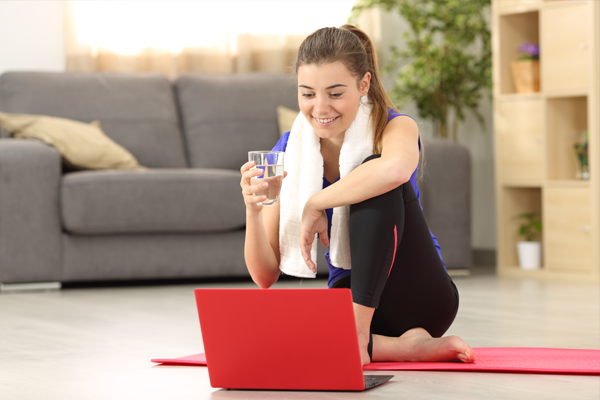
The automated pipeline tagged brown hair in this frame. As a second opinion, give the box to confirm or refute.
[295,24,397,154]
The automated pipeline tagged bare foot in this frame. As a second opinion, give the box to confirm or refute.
[372,327,476,363]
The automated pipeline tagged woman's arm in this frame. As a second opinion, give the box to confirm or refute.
[241,161,283,288]
[309,116,419,211]
[244,206,281,288]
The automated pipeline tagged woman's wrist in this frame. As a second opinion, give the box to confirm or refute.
[306,191,325,213]
[246,207,262,220]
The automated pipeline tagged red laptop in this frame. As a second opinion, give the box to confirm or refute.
[195,288,393,391]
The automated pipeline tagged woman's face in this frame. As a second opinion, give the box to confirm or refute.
[297,61,370,141]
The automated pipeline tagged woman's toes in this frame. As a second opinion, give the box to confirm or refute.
[456,350,474,363]
[455,344,476,363]
[438,335,475,363]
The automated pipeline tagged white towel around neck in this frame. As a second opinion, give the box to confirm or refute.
[278,97,373,278]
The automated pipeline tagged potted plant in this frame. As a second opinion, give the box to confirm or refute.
[514,212,542,270]
[510,42,540,94]
[574,130,589,180]
[349,0,492,141]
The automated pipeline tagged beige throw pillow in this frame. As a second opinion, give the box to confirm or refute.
[276,105,299,137]
[0,112,144,170]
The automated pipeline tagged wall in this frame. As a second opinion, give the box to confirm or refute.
[377,9,497,253]
[0,1,65,74]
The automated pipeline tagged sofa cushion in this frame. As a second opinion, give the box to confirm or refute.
[61,169,246,234]
[0,112,143,170]
[176,73,299,169]
[0,72,187,168]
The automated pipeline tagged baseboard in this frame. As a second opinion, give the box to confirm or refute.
[447,269,471,277]
[0,282,62,292]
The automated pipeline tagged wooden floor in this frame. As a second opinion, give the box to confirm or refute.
[1,266,598,399]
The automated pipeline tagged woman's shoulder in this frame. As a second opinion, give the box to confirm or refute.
[387,108,416,123]
[272,131,291,152]
[385,108,421,150]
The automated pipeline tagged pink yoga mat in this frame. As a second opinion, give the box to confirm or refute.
[151,347,600,375]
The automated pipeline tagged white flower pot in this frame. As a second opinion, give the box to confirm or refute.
[517,241,542,270]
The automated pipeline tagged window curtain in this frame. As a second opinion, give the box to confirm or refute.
[63,1,356,78]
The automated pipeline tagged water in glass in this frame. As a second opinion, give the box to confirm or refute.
[251,164,284,206]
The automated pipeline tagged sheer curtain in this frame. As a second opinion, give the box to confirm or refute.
[64,1,356,78]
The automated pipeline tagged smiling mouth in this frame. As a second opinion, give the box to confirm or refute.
[314,116,339,126]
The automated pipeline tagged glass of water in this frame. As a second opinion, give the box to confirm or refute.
[248,151,284,206]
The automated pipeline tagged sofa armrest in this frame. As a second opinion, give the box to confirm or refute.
[0,138,63,283]
[420,139,472,270]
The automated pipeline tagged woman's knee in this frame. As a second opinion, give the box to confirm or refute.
[359,154,415,202]
[362,154,381,164]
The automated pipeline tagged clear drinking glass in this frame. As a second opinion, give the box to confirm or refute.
[248,151,284,206]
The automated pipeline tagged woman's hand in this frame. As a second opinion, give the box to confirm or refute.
[300,200,329,273]
[240,161,287,213]
[240,160,270,213]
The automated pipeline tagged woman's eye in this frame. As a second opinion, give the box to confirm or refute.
[301,93,314,98]
[330,93,342,98]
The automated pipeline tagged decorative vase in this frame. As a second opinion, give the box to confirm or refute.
[510,60,540,94]
[582,165,590,180]
[576,165,590,180]
[517,241,541,270]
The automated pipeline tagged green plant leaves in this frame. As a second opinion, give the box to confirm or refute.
[350,0,492,140]
[513,212,542,242]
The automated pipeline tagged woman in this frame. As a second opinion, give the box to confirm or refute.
[240,25,475,366]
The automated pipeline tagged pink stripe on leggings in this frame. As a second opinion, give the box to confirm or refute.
[389,225,397,277]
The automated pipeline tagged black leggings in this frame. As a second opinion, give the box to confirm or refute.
[331,155,459,358]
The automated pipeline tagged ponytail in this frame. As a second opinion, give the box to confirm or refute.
[295,25,397,154]
[339,25,396,154]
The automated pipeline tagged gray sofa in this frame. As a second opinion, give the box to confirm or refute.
[0,71,470,286]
